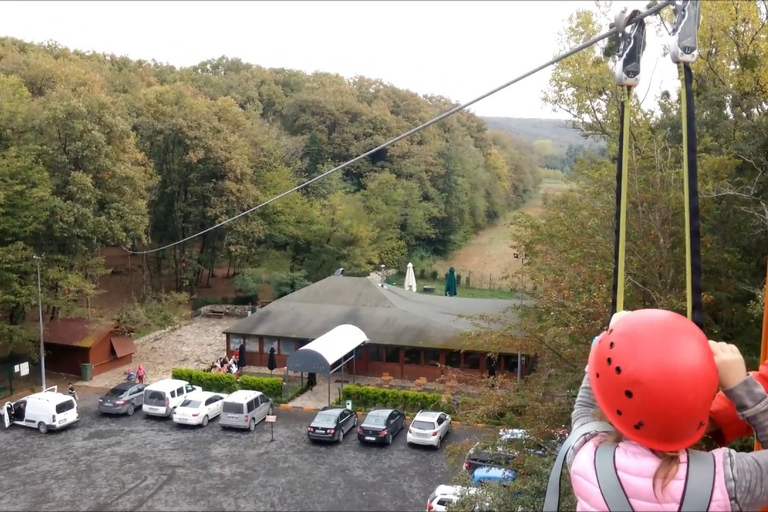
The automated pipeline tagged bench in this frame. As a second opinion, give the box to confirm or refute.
[422,285,436,293]
[205,309,226,318]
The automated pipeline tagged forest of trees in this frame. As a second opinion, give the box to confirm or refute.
[0,36,544,355]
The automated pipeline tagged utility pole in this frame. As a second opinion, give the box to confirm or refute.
[513,252,528,381]
[33,255,46,389]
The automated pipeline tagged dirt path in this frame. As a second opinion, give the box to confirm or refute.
[434,179,566,287]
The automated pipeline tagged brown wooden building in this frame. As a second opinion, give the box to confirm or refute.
[44,319,137,377]
[223,276,533,382]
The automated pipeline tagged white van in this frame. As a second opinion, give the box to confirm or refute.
[142,379,201,418]
[2,386,79,434]
[219,390,272,431]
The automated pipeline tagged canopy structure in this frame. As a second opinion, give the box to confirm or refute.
[285,324,369,406]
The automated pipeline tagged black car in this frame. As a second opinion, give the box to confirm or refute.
[357,408,405,445]
[307,406,358,443]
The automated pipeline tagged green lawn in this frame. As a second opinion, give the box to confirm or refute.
[391,278,522,300]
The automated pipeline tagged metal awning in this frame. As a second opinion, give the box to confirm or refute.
[286,324,368,374]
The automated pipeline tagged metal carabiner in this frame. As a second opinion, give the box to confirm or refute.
[670,0,701,64]
[614,7,647,87]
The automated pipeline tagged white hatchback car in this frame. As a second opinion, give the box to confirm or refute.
[427,485,477,511]
[407,410,451,449]
[172,391,228,427]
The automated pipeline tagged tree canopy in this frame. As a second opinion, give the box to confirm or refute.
[0,36,542,356]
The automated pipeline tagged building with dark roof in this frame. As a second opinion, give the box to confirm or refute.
[44,319,136,377]
[223,276,532,381]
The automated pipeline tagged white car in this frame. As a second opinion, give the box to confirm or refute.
[406,410,451,449]
[427,485,477,512]
[2,386,79,434]
[172,391,227,427]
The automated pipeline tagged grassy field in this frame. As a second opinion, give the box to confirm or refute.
[432,178,566,290]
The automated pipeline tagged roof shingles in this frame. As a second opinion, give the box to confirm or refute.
[224,276,521,350]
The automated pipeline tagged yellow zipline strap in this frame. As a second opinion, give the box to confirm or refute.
[610,9,646,319]
[672,0,704,331]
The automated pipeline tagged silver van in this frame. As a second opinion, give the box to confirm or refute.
[219,390,272,431]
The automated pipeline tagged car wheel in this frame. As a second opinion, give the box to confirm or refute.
[268,406,273,416]
[249,418,256,431]
[38,422,48,434]
[387,433,392,445]
[202,415,209,427]
[127,404,135,416]
[353,416,358,427]
[436,436,442,450]
[338,427,344,443]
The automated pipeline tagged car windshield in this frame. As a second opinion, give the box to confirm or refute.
[180,400,200,408]
[105,387,127,397]
[313,412,338,425]
[412,420,435,430]
[365,415,387,426]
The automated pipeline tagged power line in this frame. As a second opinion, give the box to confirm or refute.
[123,1,674,256]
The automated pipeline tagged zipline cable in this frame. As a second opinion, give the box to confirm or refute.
[122,0,675,256]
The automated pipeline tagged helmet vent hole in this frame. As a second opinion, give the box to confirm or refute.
[633,421,644,430]
[624,390,633,399]
[606,357,612,365]
[698,421,705,430]
[615,366,622,375]
[609,341,615,349]
[608,328,614,335]
[596,372,600,378]
[616,410,622,416]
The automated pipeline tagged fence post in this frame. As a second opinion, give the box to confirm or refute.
[489,274,492,290]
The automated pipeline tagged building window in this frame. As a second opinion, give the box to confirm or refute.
[445,351,461,368]
[263,337,278,353]
[280,339,297,355]
[404,348,421,365]
[229,335,243,351]
[462,352,481,370]
[368,345,385,362]
[423,350,441,366]
[385,347,401,364]
[504,354,519,373]
[245,336,259,353]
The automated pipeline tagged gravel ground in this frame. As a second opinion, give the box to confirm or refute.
[0,388,484,511]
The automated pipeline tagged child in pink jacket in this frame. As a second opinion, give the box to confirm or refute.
[544,309,768,511]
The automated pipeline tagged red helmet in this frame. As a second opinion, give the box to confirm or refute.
[589,309,718,452]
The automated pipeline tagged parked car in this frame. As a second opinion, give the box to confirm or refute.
[219,390,272,431]
[465,428,558,474]
[406,410,451,449]
[426,485,480,512]
[2,386,79,434]
[472,466,516,486]
[357,408,406,445]
[172,391,227,427]
[98,382,148,416]
[142,379,202,418]
[307,406,358,443]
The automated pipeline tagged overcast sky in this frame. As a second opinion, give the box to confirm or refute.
[0,1,678,119]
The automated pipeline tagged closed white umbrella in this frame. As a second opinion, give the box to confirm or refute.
[404,262,418,292]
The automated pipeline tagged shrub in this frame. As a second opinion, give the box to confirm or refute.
[418,268,427,280]
[171,368,283,398]
[340,384,445,412]
[429,269,439,280]
[456,273,462,287]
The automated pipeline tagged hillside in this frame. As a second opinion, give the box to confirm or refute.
[0,37,545,355]
[483,116,604,153]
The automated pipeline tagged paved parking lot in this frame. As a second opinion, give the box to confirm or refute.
[0,391,484,511]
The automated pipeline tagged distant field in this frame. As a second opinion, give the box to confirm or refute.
[433,179,566,288]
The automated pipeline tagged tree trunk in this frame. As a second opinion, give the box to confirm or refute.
[226,255,233,278]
